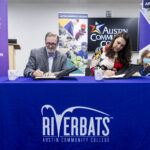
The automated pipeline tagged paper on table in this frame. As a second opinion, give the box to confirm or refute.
[35,75,56,79]
[103,74,125,78]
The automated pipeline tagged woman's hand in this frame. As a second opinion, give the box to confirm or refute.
[103,70,115,77]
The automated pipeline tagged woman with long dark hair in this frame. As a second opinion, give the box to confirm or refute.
[90,31,132,76]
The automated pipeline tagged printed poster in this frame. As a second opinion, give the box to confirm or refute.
[58,13,88,74]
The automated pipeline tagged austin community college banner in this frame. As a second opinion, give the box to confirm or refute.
[88,18,138,52]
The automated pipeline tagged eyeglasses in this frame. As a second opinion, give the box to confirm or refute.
[46,42,57,47]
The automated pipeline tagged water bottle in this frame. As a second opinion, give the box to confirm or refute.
[94,67,103,80]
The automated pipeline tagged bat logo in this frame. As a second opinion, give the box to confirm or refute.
[41,105,110,137]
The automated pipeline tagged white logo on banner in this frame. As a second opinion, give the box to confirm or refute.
[0,53,3,56]
[145,2,150,6]
[90,24,128,47]
[41,105,113,143]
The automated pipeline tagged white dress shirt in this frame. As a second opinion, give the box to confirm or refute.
[48,56,53,72]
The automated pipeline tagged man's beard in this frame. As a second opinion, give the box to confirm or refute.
[47,49,56,53]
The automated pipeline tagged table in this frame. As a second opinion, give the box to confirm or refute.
[0,76,150,150]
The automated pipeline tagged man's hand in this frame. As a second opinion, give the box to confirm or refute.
[43,72,55,77]
[33,69,44,77]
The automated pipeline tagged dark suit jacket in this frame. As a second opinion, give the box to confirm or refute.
[24,47,67,77]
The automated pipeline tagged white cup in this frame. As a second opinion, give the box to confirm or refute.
[95,69,103,80]
[8,70,18,80]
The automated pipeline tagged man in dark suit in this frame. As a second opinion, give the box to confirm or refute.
[24,32,67,77]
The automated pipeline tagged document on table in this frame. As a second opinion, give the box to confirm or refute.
[103,74,125,79]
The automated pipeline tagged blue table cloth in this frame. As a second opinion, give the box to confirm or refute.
[0,76,150,150]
